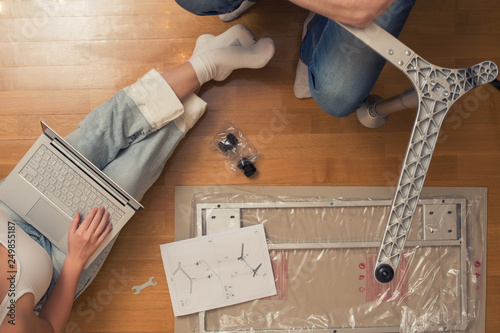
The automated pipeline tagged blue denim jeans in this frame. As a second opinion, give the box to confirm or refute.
[176,0,258,16]
[175,0,415,117]
[301,0,416,117]
[0,69,207,311]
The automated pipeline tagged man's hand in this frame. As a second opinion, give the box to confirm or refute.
[67,207,112,269]
[289,0,397,27]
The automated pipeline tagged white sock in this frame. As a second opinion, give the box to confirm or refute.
[294,60,311,99]
[219,0,256,22]
[189,38,275,85]
[190,24,256,60]
[294,12,316,99]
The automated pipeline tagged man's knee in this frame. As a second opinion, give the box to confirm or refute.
[311,79,366,118]
[317,99,358,118]
[175,0,209,15]
[175,0,235,16]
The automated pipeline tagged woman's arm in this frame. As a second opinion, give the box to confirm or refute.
[288,0,396,27]
[36,260,85,333]
[1,208,111,333]
[3,293,55,333]
[37,207,111,333]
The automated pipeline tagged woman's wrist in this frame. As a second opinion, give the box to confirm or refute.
[63,253,86,275]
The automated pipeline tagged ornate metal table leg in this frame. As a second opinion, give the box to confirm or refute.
[338,22,498,283]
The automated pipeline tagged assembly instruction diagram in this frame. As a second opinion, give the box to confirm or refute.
[160,224,276,316]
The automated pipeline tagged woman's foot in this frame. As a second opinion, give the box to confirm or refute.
[189,37,275,85]
[190,24,256,59]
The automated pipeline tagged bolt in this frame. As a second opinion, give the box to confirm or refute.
[443,91,449,97]
[218,133,238,152]
[388,49,394,55]
[398,60,404,66]
[406,50,411,56]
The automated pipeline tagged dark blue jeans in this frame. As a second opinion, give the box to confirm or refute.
[176,0,258,16]
[175,0,416,117]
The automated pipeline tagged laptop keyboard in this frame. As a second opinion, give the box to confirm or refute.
[19,145,125,225]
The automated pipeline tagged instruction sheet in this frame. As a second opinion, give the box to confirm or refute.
[160,224,276,316]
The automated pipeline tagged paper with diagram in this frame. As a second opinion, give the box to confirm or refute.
[160,224,276,316]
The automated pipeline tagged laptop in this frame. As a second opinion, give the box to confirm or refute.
[0,121,143,268]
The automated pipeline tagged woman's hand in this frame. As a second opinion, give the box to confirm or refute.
[35,208,112,333]
[67,207,112,270]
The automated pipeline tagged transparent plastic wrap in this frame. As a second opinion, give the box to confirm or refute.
[210,121,260,177]
[176,188,486,333]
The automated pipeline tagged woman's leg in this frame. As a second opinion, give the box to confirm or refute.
[300,0,416,117]
[65,26,274,297]
[96,91,205,201]
[68,71,206,298]
[64,25,274,190]
[101,42,275,201]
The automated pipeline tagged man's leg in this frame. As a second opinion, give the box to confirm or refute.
[300,0,416,117]
[219,0,258,22]
[175,0,257,16]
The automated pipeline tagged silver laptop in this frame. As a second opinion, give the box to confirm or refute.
[0,121,143,268]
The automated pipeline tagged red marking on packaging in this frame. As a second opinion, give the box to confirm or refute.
[359,263,366,269]
[365,253,410,303]
[263,250,289,301]
[473,252,485,300]
[359,287,366,292]
[359,275,365,280]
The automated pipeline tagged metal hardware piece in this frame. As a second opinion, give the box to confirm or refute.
[339,21,497,283]
[132,276,157,295]
[205,208,241,234]
[194,198,468,332]
[423,203,459,240]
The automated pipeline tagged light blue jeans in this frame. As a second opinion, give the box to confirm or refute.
[175,0,416,117]
[0,69,207,311]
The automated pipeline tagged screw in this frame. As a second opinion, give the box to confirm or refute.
[388,49,394,55]
[406,50,411,56]
[430,80,436,86]
[398,60,404,66]
[443,91,449,97]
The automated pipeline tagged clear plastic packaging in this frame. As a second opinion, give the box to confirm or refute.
[210,121,260,177]
[175,187,486,333]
